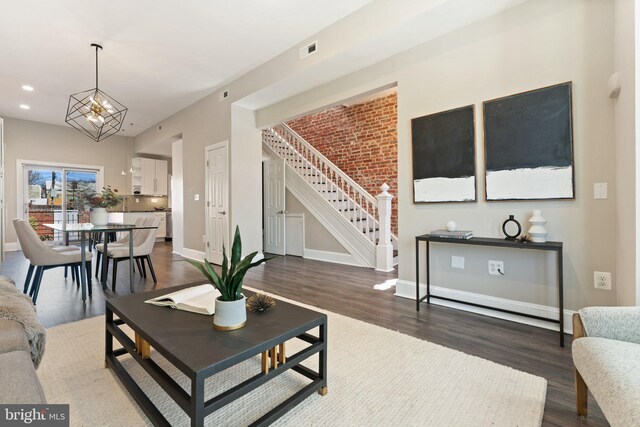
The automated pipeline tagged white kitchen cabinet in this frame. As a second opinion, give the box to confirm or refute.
[131,157,169,196]
[155,161,168,195]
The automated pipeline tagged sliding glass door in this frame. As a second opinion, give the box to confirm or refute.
[22,162,100,243]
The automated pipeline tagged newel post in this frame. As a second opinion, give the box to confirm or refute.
[376,183,394,272]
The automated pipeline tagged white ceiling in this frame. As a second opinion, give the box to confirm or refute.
[0,0,373,136]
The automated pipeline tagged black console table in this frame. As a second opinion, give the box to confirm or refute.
[415,235,564,347]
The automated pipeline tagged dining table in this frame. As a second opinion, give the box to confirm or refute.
[43,222,158,302]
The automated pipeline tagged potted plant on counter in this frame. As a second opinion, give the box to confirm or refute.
[87,186,122,225]
[187,226,269,331]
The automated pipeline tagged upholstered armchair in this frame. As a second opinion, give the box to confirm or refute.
[572,306,640,426]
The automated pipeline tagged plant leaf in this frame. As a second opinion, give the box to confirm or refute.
[230,226,242,273]
[232,251,259,276]
[191,227,274,301]
[221,244,228,282]
[185,259,209,279]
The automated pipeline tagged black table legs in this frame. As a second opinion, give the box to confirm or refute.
[415,235,564,346]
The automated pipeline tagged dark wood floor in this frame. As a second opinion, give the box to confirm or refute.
[1,243,606,426]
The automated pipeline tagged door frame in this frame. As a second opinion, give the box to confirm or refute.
[16,159,104,221]
[204,141,229,262]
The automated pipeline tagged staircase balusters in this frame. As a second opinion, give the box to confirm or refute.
[264,124,396,249]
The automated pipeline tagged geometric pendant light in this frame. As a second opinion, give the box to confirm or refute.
[65,43,128,142]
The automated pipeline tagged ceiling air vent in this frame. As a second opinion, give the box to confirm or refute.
[219,89,229,101]
[300,41,318,59]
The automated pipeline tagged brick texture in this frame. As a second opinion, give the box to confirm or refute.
[287,93,398,235]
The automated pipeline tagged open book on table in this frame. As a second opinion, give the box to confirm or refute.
[145,284,220,316]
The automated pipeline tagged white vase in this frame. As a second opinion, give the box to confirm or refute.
[90,207,108,226]
[528,210,548,243]
[213,296,247,331]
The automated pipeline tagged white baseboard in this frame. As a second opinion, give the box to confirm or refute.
[396,279,575,334]
[4,242,18,252]
[181,248,205,262]
[303,248,364,267]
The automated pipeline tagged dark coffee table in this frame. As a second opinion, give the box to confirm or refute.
[105,284,328,426]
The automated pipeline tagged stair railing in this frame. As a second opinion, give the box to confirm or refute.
[263,124,396,252]
[264,124,382,245]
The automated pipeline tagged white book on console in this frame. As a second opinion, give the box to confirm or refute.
[429,229,473,239]
[145,284,220,316]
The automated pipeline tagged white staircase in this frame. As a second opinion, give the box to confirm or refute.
[263,124,397,269]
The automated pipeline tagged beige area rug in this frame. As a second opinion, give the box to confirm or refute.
[38,297,547,427]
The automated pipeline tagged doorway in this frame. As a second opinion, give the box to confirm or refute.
[205,141,229,264]
[17,160,103,243]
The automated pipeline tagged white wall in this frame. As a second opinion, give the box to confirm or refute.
[171,139,184,255]
[3,117,132,245]
[230,105,263,256]
[256,0,619,310]
[614,0,637,306]
[285,189,349,254]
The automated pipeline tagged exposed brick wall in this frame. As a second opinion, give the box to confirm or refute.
[29,211,54,238]
[287,92,398,235]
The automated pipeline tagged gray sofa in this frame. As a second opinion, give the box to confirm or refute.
[0,277,46,404]
[572,307,640,426]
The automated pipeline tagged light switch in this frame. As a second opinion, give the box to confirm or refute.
[594,183,607,199]
[135,198,139,203]
[194,194,200,201]
[451,256,465,269]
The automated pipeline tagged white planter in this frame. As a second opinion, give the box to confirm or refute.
[90,207,109,226]
[528,210,548,243]
[213,296,247,331]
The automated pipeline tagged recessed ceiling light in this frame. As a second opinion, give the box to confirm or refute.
[22,85,34,92]
[19,104,30,110]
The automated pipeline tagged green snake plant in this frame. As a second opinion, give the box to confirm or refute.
[186,226,269,301]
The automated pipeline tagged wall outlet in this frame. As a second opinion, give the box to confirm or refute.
[151,198,158,203]
[202,235,207,243]
[488,260,504,275]
[594,271,612,290]
[451,256,465,269]
[135,198,139,203]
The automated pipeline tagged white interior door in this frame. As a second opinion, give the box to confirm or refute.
[263,157,285,255]
[206,142,229,264]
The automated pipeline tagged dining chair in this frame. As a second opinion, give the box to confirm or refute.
[13,219,93,304]
[97,217,160,291]
[25,229,84,288]
[94,217,146,279]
